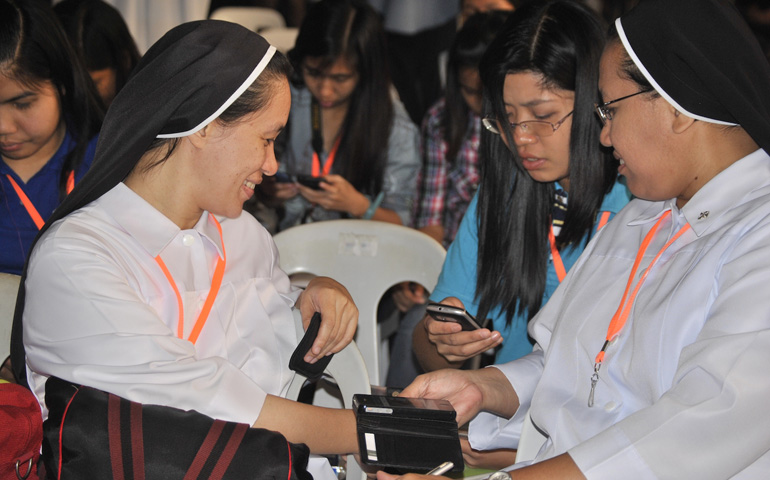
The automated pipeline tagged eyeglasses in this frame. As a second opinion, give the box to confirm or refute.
[482,110,574,138]
[302,64,357,84]
[594,91,646,125]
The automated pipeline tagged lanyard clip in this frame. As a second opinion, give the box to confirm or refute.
[588,363,601,408]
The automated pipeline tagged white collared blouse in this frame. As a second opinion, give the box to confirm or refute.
[24,182,300,425]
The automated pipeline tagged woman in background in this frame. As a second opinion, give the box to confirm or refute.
[260,0,420,230]
[0,0,103,275]
[412,0,630,374]
[54,0,141,108]
[386,10,510,389]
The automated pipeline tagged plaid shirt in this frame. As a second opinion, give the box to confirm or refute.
[412,98,481,247]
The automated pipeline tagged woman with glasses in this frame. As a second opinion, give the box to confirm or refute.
[385,0,770,478]
[412,1,630,384]
[259,0,420,231]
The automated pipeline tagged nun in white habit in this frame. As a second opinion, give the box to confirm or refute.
[11,20,358,479]
[385,0,770,478]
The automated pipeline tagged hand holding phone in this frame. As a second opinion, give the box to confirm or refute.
[296,174,327,190]
[426,303,486,331]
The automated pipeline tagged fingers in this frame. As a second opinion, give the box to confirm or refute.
[392,282,426,312]
[434,335,501,363]
[259,177,299,199]
[440,296,465,308]
[273,182,299,199]
[299,277,358,362]
[424,317,502,363]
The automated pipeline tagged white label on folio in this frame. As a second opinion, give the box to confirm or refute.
[365,406,393,414]
[365,432,378,461]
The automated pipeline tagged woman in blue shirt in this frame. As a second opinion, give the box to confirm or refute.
[413,1,631,373]
[0,0,102,275]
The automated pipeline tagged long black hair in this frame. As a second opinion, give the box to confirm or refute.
[442,10,510,165]
[288,0,392,196]
[54,0,141,105]
[475,0,617,325]
[0,0,104,200]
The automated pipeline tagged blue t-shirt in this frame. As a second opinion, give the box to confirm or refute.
[429,179,632,363]
[0,132,98,274]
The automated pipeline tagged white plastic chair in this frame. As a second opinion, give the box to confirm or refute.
[259,26,299,53]
[273,219,447,386]
[286,309,371,480]
[209,6,286,31]
[0,273,21,362]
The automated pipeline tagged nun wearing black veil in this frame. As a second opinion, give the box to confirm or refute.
[381,0,770,478]
[10,20,358,478]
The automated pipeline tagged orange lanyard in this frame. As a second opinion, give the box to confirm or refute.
[311,135,341,177]
[6,171,75,230]
[549,210,612,283]
[154,214,226,344]
[587,210,691,406]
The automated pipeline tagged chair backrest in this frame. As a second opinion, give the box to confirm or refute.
[286,309,370,480]
[273,219,446,386]
[209,6,285,31]
[259,26,299,53]
[0,273,21,363]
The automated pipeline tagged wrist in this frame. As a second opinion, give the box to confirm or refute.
[477,367,518,417]
[351,194,370,218]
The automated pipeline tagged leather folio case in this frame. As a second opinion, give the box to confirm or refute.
[353,394,464,473]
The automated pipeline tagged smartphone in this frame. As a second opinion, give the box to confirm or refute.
[296,174,326,190]
[426,303,485,331]
[273,171,296,183]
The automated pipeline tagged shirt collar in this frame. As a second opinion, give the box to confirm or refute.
[626,149,770,235]
[96,183,225,259]
[680,149,770,236]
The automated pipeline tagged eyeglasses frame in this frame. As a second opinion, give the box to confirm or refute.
[482,110,574,138]
[594,90,647,125]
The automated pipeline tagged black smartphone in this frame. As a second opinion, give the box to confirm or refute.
[426,303,485,331]
[273,171,296,183]
[296,174,326,190]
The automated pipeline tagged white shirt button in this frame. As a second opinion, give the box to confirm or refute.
[182,234,195,246]
[604,400,618,412]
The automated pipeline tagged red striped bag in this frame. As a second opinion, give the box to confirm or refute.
[42,376,312,480]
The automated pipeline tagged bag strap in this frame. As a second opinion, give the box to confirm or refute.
[57,387,81,480]
[208,423,247,480]
[107,394,146,480]
[183,420,225,480]
[183,420,247,480]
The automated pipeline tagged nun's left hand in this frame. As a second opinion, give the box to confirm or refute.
[297,276,358,362]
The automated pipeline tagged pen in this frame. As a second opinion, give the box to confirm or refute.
[427,461,454,475]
